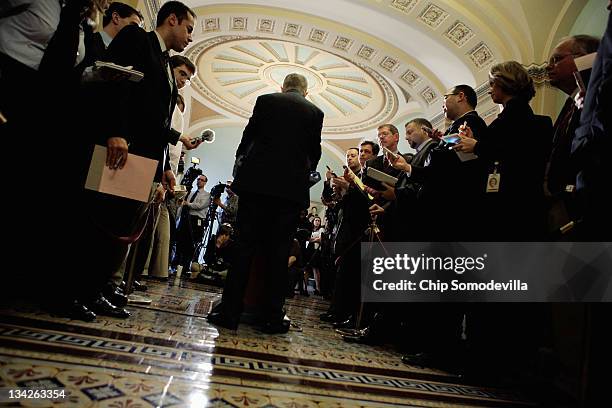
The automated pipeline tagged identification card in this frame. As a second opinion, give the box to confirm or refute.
[197,219,202,226]
[486,173,500,193]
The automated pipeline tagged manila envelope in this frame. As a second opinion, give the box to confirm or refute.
[85,145,158,202]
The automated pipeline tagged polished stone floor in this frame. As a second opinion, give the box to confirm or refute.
[0,278,535,407]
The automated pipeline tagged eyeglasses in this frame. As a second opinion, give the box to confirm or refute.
[548,53,580,66]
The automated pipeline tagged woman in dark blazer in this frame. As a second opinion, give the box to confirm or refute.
[457,61,553,241]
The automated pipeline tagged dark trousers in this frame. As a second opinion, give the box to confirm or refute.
[174,214,204,270]
[329,244,361,318]
[220,192,300,321]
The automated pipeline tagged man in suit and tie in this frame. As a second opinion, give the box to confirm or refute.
[545,35,600,237]
[393,118,437,239]
[361,124,413,241]
[388,85,488,241]
[208,73,323,333]
[70,1,199,320]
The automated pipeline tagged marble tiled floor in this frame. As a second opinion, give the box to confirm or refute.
[0,279,535,407]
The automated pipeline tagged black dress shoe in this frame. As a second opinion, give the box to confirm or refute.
[102,284,128,308]
[54,300,96,322]
[258,319,290,334]
[340,326,380,345]
[332,316,355,329]
[207,311,239,330]
[106,289,128,308]
[333,316,355,330]
[319,312,336,322]
[402,352,430,367]
[87,296,131,319]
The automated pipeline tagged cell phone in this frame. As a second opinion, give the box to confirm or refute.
[326,165,338,177]
[442,134,461,144]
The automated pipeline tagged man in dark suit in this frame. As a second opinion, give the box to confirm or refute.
[208,73,323,333]
[70,1,199,320]
[391,85,488,241]
[393,118,437,239]
[572,13,612,240]
[78,2,143,72]
[545,35,600,237]
[361,124,413,241]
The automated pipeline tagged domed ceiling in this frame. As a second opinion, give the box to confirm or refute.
[135,0,591,203]
[188,38,397,134]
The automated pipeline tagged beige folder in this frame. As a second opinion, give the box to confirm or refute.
[85,145,158,202]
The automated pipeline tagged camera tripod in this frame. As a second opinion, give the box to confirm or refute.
[190,198,223,271]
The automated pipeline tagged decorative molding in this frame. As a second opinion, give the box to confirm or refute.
[327,88,366,108]
[401,69,421,86]
[379,56,400,72]
[256,18,275,33]
[357,45,376,61]
[524,63,548,84]
[482,107,500,120]
[323,64,398,134]
[215,54,263,67]
[333,36,353,52]
[444,21,474,47]
[230,17,247,31]
[468,42,494,69]
[185,36,398,134]
[430,111,446,128]
[283,23,302,37]
[203,18,220,32]
[309,28,328,43]
[231,45,273,63]
[418,3,449,29]
[420,86,437,104]
[321,73,368,83]
[389,0,419,14]
[475,81,491,100]
[144,0,161,31]
[327,81,372,97]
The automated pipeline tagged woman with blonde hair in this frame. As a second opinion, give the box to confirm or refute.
[455,61,553,240]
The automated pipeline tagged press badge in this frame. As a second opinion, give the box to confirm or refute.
[486,161,500,193]
[197,219,202,226]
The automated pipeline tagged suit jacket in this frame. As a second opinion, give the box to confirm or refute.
[546,97,582,195]
[395,139,437,204]
[573,11,611,195]
[475,98,553,239]
[409,111,488,240]
[76,29,106,75]
[232,90,323,206]
[362,152,413,192]
[98,26,179,181]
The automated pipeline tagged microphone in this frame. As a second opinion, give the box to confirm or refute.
[190,129,215,145]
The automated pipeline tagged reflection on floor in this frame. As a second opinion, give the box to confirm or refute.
[0,279,535,407]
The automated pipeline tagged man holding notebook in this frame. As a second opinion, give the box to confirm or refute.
[65,2,200,321]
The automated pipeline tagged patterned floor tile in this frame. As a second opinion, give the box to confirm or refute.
[0,280,535,408]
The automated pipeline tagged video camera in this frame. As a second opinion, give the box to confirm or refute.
[181,157,202,187]
[210,182,227,200]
